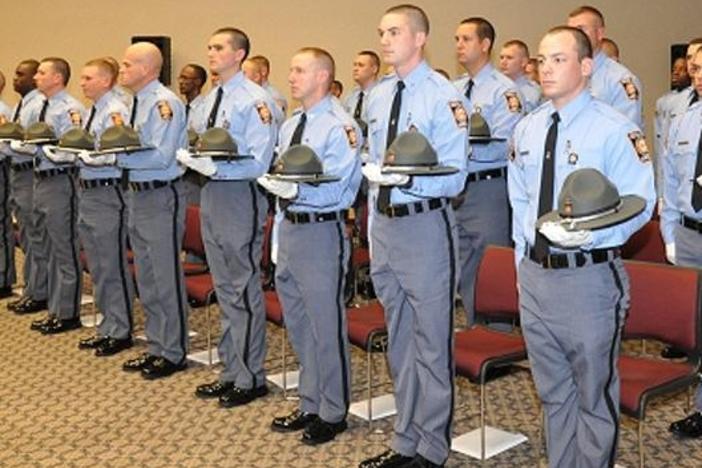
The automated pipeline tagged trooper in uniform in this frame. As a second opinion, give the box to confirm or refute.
[452,17,523,327]
[251,55,288,117]
[0,71,16,299]
[242,58,285,126]
[359,5,467,467]
[74,58,135,356]
[343,50,380,126]
[499,39,542,113]
[3,59,48,314]
[508,26,654,467]
[662,46,702,438]
[117,42,189,379]
[260,47,361,445]
[24,57,85,334]
[179,27,275,405]
[177,63,208,206]
[567,5,643,127]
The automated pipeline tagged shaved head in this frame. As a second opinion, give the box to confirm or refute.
[120,42,163,91]
[127,42,163,74]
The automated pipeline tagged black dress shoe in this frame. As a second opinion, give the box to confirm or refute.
[8,296,29,311]
[670,411,702,438]
[195,380,235,399]
[95,337,133,356]
[30,315,55,331]
[123,353,157,372]
[141,357,187,380]
[14,298,48,315]
[661,346,687,359]
[359,449,414,468]
[40,317,82,335]
[218,384,268,408]
[301,417,347,445]
[271,409,318,433]
[0,286,13,299]
[405,455,443,468]
[78,335,109,349]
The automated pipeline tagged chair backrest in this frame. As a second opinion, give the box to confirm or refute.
[623,260,701,353]
[474,246,520,320]
[183,204,205,257]
[621,220,666,263]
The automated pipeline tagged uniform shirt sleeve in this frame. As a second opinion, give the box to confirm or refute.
[612,75,643,127]
[660,117,683,244]
[507,123,529,266]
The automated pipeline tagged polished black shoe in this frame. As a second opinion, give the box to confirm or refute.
[195,380,235,399]
[0,286,13,299]
[669,411,702,438]
[661,346,687,359]
[359,449,414,468]
[218,384,268,408]
[8,296,29,311]
[40,317,82,335]
[123,353,157,372]
[30,315,55,331]
[301,417,347,445]
[78,335,109,349]
[405,454,443,467]
[271,409,318,433]
[95,337,133,356]
[141,357,187,380]
[13,298,48,315]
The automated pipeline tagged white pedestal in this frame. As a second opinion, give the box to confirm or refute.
[80,312,103,328]
[81,294,94,306]
[187,348,220,365]
[451,426,528,460]
[267,370,300,390]
[136,331,197,342]
[349,393,397,421]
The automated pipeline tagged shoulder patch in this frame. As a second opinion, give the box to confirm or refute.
[343,125,358,148]
[628,131,650,163]
[110,113,125,126]
[255,102,272,125]
[157,100,173,121]
[504,91,522,113]
[448,101,468,128]
[69,109,82,126]
[620,78,639,101]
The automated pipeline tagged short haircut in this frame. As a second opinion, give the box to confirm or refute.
[568,5,605,27]
[545,26,593,60]
[213,27,251,61]
[503,39,529,57]
[249,55,270,71]
[385,4,430,35]
[601,37,619,56]
[0,71,5,90]
[41,57,71,86]
[689,37,702,46]
[358,50,381,70]
[186,63,207,86]
[85,58,119,86]
[461,17,496,53]
[297,47,336,83]
[19,59,40,74]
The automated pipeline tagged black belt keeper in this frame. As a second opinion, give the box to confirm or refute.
[466,167,507,183]
[79,178,122,190]
[128,176,181,192]
[378,197,447,218]
[35,167,76,180]
[527,246,621,269]
[681,215,702,234]
[284,209,347,224]
[11,161,35,172]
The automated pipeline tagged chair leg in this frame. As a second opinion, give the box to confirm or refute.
[282,327,288,399]
[206,296,213,367]
[638,420,644,468]
[686,386,692,412]
[640,339,646,355]
[480,380,486,462]
[367,345,373,430]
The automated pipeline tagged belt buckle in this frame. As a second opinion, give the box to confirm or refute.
[544,254,552,269]
[386,205,396,218]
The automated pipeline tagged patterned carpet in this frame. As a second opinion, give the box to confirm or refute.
[1,270,701,467]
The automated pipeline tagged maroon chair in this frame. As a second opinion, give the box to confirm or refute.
[621,220,667,264]
[184,273,217,365]
[619,260,701,467]
[264,290,296,397]
[182,205,208,276]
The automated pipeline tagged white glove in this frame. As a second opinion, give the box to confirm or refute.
[539,221,593,248]
[176,148,217,176]
[10,141,37,155]
[665,243,676,265]
[257,176,298,199]
[696,175,702,188]
[176,148,193,164]
[362,163,410,186]
[79,150,116,166]
[42,145,76,164]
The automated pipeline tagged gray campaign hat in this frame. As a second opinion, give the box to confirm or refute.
[187,129,199,149]
[269,144,340,183]
[24,122,57,144]
[58,127,95,151]
[381,131,458,176]
[97,125,145,154]
[0,122,25,141]
[536,168,646,231]
[193,128,251,160]
[469,109,506,144]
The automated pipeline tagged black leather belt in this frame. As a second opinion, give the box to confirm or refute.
[467,167,507,183]
[79,178,121,190]
[129,176,181,192]
[35,167,76,180]
[527,246,621,269]
[681,215,702,234]
[11,161,34,172]
[378,198,447,218]
[284,210,347,224]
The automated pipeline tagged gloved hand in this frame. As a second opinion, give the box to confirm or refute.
[257,175,298,199]
[539,221,593,248]
[79,150,116,166]
[696,175,702,188]
[362,163,410,186]
[43,145,76,164]
[665,243,676,265]
[10,141,37,155]
[176,148,216,176]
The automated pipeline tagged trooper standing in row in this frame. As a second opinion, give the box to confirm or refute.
[343,50,380,130]
[0,71,16,299]
[261,47,361,446]
[499,39,542,113]
[360,4,467,467]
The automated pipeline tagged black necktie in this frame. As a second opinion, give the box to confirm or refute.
[377,81,405,211]
[38,99,49,123]
[690,93,699,107]
[207,87,223,129]
[84,106,96,132]
[464,79,474,101]
[185,102,191,119]
[692,127,702,212]
[12,99,22,122]
[289,112,307,146]
[534,112,560,260]
[353,91,364,120]
[129,96,138,127]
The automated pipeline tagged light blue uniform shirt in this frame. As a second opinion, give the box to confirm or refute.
[453,63,523,173]
[509,90,655,265]
[343,81,377,119]
[278,96,362,213]
[590,51,643,127]
[191,71,276,181]
[514,75,542,113]
[1,89,43,164]
[185,94,206,130]
[117,79,185,182]
[654,88,689,195]
[365,60,467,205]
[0,99,11,161]
[264,82,288,117]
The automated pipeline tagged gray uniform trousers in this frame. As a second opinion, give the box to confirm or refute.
[519,256,629,468]
[0,161,16,289]
[454,177,510,325]
[370,206,458,466]
[275,217,351,424]
[674,224,702,410]
[10,167,48,300]
[34,172,81,319]
[128,181,188,363]
[78,184,134,339]
[200,181,267,388]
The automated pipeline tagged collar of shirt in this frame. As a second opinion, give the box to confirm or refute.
[93,89,117,112]
[396,60,432,94]
[469,62,495,88]
[45,89,68,105]
[220,71,246,95]
[135,79,160,100]
[22,88,41,105]
[303,95,333,121]
[545,89,591,129]
[514,75,532,88]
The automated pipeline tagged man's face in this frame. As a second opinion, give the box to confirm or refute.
[34,62,60,94]
[378,12,422,68]
[671,57,689,88]
[352,54,377,85]
[690,51,702,97]
[455,23,488,67]
[686,44,702,76]
[566,12,603,51]
[538,31,590,106]
[499,44,527,79]
[178,66,201,96]
[207,33,240,75]
[80,65,110,101]
[288,52,324,102]
[13,63,36,94]
[119,49,146,90]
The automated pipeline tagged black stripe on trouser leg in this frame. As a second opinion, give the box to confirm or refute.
[440,209,456,455]
[240,182,260,387]
[169,185,187,359]
[335,220,350,411]
[605,262,625,467]
[68,175,81,318]
[1,162,10,288]
[115,186,133,332]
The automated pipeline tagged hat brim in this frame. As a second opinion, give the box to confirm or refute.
[24,138,58,144]
[469,136,507,144]
[267,173,340,184]
[56,145,95,153]
[0,137,25,143]
[535,195,647,231]
[94,145,153,155]
[193,150,253,160]
[381,165,459,176]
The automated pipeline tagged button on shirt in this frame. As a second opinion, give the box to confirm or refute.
[278,96,362,212]
[590,51,643,127]
[31,90,85,172]
[453,63,523,173]
[514,75,542,113]
[508,90,655,265]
